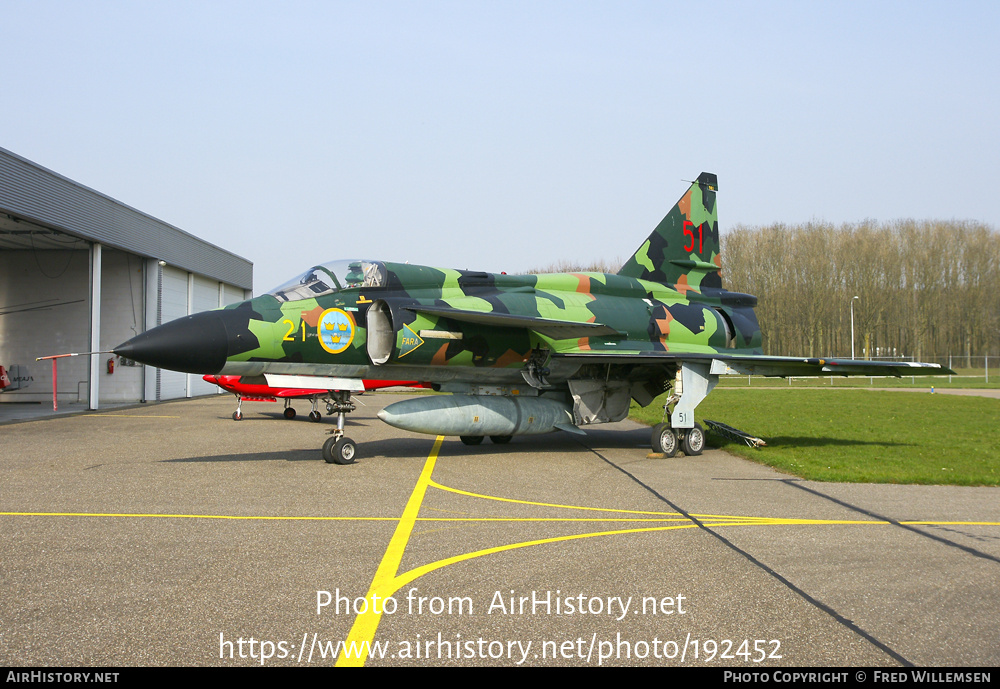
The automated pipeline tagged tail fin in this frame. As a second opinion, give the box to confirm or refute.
[617,172,722,291]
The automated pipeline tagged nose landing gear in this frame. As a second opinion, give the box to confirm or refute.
[322,391,358,464]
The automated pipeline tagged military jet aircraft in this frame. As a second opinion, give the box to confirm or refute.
[203,373,425,421]
[115,173,950,464]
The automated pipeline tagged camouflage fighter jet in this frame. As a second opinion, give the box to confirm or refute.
[114,173,951,464]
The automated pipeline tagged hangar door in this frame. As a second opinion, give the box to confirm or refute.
[186,275,223,397]
[147,265,248,401]
[156,265,188,400]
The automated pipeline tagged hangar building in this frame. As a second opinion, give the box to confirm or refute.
[0,146,253,410]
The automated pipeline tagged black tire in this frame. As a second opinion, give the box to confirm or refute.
[323,436,358,465]
[681,423,705,456]
[460,435,484,445]
[651,423,677,457]
[232,411,242,421]
[309,410,322,422]
[284,407,296,420]
[489,435,512,444]
[322,436,336,463]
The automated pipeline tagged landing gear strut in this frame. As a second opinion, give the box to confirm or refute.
[308,395,322,422]
[650,363,717,457]
[322,391,358,464]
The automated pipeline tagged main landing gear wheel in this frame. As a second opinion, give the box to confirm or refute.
[460,436,484,445]
[308,410,322,422]
[681,423,705,456]
[283,407,296,420]
[489,435,512,444]
[323,436,358,465]
[651,423,677,457]
[232,410,243,421]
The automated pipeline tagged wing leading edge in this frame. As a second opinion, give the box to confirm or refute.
[552,351,955,378]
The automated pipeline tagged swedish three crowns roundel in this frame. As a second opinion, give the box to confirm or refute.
[318,308,355,354]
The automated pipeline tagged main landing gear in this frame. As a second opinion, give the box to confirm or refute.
[650,362,717,457]
[322,391,358,465]
[650,422,705,457]
[283,397,324,422]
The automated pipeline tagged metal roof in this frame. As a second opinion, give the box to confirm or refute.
[0,146,252,289]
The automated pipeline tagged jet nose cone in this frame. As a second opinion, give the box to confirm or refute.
[114,310,256,374]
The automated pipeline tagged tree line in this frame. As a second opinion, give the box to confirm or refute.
[722,220,1000,360]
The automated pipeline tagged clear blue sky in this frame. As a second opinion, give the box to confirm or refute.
[3,0,997,293]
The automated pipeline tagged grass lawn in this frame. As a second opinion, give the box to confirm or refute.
[629,388,1000,486]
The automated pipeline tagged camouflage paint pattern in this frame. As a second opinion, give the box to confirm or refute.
[116,172,949,404]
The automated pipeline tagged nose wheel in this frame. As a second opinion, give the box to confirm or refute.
[322,391,358,464]
[323,435,358,464]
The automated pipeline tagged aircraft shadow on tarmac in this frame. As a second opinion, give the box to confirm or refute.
[166,414,910,463]
[164,449,328,463]
[162,427,653,463]
[210,411,381,429]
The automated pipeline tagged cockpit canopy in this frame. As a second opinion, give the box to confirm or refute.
[268,260,386,302]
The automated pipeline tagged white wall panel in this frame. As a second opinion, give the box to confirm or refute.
[157,265,188,400]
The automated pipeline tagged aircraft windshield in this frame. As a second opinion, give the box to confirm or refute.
[268,260,386,302]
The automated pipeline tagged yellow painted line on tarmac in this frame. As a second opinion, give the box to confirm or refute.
[428,479,684,516]
[335,452,708,664]
[6,437,1000,670]
[427,479,830,523]
[392,524,701,590]
[0,511,400,521]
[2,512,892,526]
[333,440,1000,667]
[336,435,445,667]
[412,517,692,523]
[6,512,996,527]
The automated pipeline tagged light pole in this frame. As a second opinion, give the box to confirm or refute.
[850,296,859,359]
